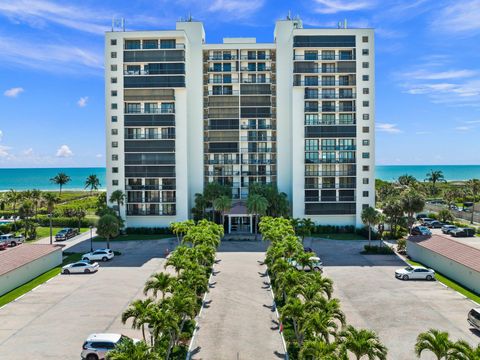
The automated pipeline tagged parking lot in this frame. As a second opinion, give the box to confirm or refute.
[0,238,175,360]
[303,238,480,360]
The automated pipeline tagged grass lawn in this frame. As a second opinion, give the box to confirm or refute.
[93,233,174,242]
[34,227,89,240]
[309,233,366,240]
[0,252,83,308]
[407,259,480,304]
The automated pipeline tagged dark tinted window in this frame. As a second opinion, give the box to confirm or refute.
[294,35,355,47]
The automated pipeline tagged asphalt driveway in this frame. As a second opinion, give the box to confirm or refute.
[0,238,175,360]
[304,238,480,360]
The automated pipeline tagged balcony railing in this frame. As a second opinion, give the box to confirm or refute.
[207,171,240,176]
[241,159,274,164]
[305,196,355,202]
[317,146,356,151]
[207,55,238,60]
[240,124,273,130]
[205,159,240,164]
[206,90,239,96]
[208,78,239,84]
[304,183,357,189]
[124,69,185,75]
[294,55,355,61]
[305,106,356,112]
[305,158,356,164]
[127,210,176,216]
[125,134,175,140]
[305,171,356,177]
[240,148,274,153]
[305,120,356,126]
[125,185,176,190]
[124,43,185,50]
[125,108,175,114]
[241,171,276,176]
[239,55,272,60]
[294,68,356,74]
[208,67,236,72]
[240,67,272,72]
[294,80,356,86]
[240,78,271,84]
[240,136,276,141]
[305,93,356,100]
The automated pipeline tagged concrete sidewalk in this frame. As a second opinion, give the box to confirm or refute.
[189,241,286,360]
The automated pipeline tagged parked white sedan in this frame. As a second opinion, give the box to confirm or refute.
[395,266,435,281]
[62,261,99,274]
[82,249,114,262]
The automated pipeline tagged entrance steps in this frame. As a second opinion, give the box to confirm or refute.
[223,233,262,241]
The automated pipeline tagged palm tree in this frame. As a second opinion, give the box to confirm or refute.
[5,189,20,230]
[144,272,174,300]
[398,174,417,187]
[306,297,346,328]
[73,207,86,232]
[121,298,154,341]
[415,329,455,360]
[170,220,195,245]
[339,325,388,360]
[30,189,42,221]
[212,195,232,230]
[85,174,101,194]
[18,199,36,239]
[425,170,446,195]
[304,311,339,343]
[50,172,71,195]
[42,192,59,214]
[361,206,381,247]
[466,179,480,224]
[281,298,307,346]
[105,338,159,360]
[109,190,126,219]
[443,188,461,210]
[96,214,119,249]
[298,273,333,300]
[451,339,480,360]
[300,340,342,360]
[400,189,425,234]
[247,193,269,240]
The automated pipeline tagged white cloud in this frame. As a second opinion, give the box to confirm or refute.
[0,145,11,158]
[95,153,102,158]
[455,126,471,131]
[23,148,34,156]
[403,69,477,80]
[415,131,431,135]
[77,96,88,107]
[431,0,480,34]
[0,130,3,141]
[208,0,265,18]
[377,123,402,134]
[314,0,376,14]
[56,144,73,157]
[4,87,24,97]
[0,35,102,74]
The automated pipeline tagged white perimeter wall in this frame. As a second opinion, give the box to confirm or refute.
[0,250,63,296]
[407,241,480,294]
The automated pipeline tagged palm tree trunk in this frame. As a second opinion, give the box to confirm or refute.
[107,235,110,250]
[254,214,258,240]
[141,324,146,341]
[471,202,475,224]
[368,226,371,247]
[59,184,62,195]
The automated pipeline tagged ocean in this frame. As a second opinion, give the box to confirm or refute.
[0,165,479,191]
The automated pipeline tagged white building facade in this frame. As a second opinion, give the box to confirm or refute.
[105,19,375,230]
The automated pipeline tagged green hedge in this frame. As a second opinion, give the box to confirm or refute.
[125,227,172,235]
[36,215,96,228]
[314,225,356,234]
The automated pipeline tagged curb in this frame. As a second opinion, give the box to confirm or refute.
[265,269,289,360]
[186,261,216,360]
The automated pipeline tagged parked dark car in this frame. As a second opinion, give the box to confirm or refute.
[411,226,432,236]
[416,213,429,220]
[55,228,78,241]
[450,228,476,237]
[426,220,443,229]
[303,247,316,254]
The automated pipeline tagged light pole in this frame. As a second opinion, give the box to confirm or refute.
[48,213,53,245]
[89,225,93,252]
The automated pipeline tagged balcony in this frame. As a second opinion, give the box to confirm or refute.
[294,80,357,86]
[294,54,355,61]
[127,210,176,216]
[124,43,185,50]
[305,158,356,164]
[207,55,238,61]
[240,124,273,130]
[125,107,175,114]
[239,55,272,60]
[205,159,240,164]
[305,93,356,100]
[304,196,355,202]
[206,171,240,176]
[207,90,240,96]
[293,67,356,74]
[240,148,274,153]
[208,78,239,84]
[319,146,356,151]
[125,185,176,190]
[304,183,357,189]
[241,171,276,176]
[240,67,272,72]
[124,69,185,76]
[241,159,274,164]
[240,136,276,141]
[305,106,356,113]
[208,67,236,72]
[240,78,271,84]
[125,134,175,140]
[305,171,356,177]
[305,119,356,126]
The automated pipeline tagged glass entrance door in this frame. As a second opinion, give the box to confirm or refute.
[230,216,251,233]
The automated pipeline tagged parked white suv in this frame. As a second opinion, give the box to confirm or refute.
[81,333,138,360]
[82,249,114,262]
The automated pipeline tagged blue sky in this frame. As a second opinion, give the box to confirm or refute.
[0,0,479,168]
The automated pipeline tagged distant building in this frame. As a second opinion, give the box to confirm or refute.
[105,18,375,232]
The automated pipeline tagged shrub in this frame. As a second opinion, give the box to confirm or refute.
[397,238,407,253]
[36,215,95,228]
[314,224,355,234]
[362,245,394,254]
[356,226,379,239]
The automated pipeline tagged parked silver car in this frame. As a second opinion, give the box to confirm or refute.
[81,333,139,360]
[468,308,480,331]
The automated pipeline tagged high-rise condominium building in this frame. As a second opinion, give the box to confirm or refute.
[105,18,375,232]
